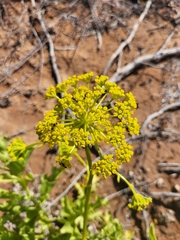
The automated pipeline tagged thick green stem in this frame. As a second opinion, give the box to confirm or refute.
[82,147,93,240]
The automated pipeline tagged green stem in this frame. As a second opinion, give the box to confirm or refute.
[118,173,136,195]
[27,142,41,148]
[74,152,87,168]
[82,146,93,240]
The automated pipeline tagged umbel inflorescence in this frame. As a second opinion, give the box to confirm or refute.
[36,72,140,178]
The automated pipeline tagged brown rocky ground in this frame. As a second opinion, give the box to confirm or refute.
[1,0,180,239]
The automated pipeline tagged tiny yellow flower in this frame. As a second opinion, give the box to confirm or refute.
[45,85,57,99]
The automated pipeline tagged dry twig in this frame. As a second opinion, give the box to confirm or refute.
[1,66,41,98]
[158,162,180,173]
[103,0,152,75]
[54,46,77,51]
[159,167,180,173]
[158,30,175,52]
[28,18,44,90]
[141,101,180,134]
[158,163,180,167]
[31,0,61,84]
[151,192,180,198]
[110,47,180,83]
[9,124,37,139]
[87,0,103,50]
[0,39,47,83]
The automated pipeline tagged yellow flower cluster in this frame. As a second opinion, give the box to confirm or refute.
[7,137,27,161]
[92,154,119,179]
[36,110,70,148]
[128,193,152,211]
[115,141,133,164]
[36,72,140,178]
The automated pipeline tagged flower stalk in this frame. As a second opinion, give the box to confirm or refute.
[82,147,93,240]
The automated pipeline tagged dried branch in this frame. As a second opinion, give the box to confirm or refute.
[28,17,44,91]
[151,192,180,198]
[141,101,180,134]
[87,0,103,50]
[0,39,47,83]
[158,30,175,52]
[103,0,152,75]
[158,163,180,173]
[54,46,77,51]
[31,0,61,84]
[1,66,40,98]
[109,47,180,83]
[158,163,180,167]
[9,124,37,139]
[159,167,180,173]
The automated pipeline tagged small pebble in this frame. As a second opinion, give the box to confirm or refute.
[163,209,176,223]
[173,184,180,193]
[129,171,134,177]
[156,178,164,188]
[170,173,178,178]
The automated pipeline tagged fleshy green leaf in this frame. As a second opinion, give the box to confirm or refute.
[39,166,63,201]
[0,134,10,164]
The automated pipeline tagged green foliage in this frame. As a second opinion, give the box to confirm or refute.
[0,134,10,164]
[88,212,134,240]
[0,135,64,239]
[148,222,157,240]
[55,182,134,240]
[56,182,109,239]
[39,165,62,202]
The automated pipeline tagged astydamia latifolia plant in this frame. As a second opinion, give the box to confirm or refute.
[35,72,152,239]
[2,72,152,239]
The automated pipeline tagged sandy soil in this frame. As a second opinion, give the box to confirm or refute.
[1,0,180,239]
